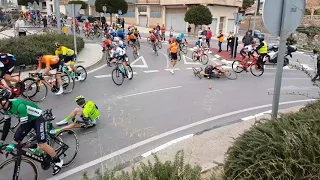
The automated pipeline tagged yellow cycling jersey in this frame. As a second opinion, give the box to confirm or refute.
[83,101,100,120]
[55,46,74,57]
[134,30,139,34]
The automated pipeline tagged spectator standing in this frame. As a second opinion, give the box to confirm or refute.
[217,31,224,52]
[121,18,125,30]
[227,32,233,52]
[206,27,212,48]
[42,16,47,29]
[242,31,253,46]
[187,25,191,36]
[230,36,239,58]
[15,16,26,37]
[161,24,166,41]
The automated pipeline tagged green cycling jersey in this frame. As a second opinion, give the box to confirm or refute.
[5,99,42,123]
[83,101,100,120]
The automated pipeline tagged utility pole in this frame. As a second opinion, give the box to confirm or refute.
[55,0,61,34]
[252,0,258,33]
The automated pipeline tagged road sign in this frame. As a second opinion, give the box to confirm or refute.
[65,4,82,17]
[118,10,122,15]
[103,6,107,12]
[263,0,305,36]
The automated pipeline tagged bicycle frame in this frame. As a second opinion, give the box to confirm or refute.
[30,73,56,90]
[0,65,25,96]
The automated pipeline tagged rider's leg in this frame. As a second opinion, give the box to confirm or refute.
[55,68,64,95]
[4,74,17,87]
[55,108,82,126]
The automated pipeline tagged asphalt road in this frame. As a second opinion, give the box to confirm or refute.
[0,32,318,180]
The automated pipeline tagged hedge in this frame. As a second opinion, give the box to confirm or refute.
[0,33,85,66]
[224,100,320,179]
[82,150,202,180]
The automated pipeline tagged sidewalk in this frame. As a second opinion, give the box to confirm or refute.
[18,43,103,79]
[121,106,303,179]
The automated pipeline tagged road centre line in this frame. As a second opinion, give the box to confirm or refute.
[118,86,182,98]
[143,70,160,73]
[48,99,315,180]
[165,68,181,71]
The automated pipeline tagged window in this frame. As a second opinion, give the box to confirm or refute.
[138,6,147,13]
[122,6,135,17]
[219,17,225,32]
[150,6,161,18]
[42,2,47,9]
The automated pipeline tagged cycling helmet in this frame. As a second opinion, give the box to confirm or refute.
[0,89,12,107]
[258,37,265,42]
[150,29,154,33]
[54,42,61,47]
[35,51,44,58]
[75,95,85,105]
[114,37,120,41]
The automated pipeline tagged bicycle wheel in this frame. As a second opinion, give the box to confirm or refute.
[89,32,94,40]
[178,51,182,61]
[25,81,48,102]
[232,60,245,73]
[192,67,202,79]
[200,54,209,65]
[157,41,162,49]
[182,45,188,54]
[21,77,36,98]
[192,52,198,61]
[0,157,38,180]
[50,130,79,167]
[250,63,264,77]
[127,65,133,80]
[133,50,138,59]
[112,68,124,86]
[223,70,238,80]
[95,31,101,38]
[62,74,75,94]
[76,65,87,81]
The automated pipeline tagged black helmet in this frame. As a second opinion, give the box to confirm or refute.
[258,37,265,42]
[35,51,44,58]
[0,89,12,103]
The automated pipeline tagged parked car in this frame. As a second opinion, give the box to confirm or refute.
[80,15,97,23]
[76,14,84,21]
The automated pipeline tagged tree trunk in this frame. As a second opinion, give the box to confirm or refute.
[311,8,315,20]
[194,24,197,37]
[110,13,112,26]
[257,0,260,13]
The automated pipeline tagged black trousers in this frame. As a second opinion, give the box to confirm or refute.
[230,45,238,58]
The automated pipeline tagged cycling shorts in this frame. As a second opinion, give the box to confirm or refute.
[14,116,46,143]
[51,60,63,73]
[130,39,136,43]
[63,54,77,65]
[73,116,100,128]
[0,60,15,78]
[171,52,177,60]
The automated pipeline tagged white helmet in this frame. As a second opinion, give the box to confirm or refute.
[114,37,120,42]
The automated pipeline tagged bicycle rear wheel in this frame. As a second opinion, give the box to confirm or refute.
[223,70,238,80]
[50,130,79,167]
[232,60,245,73]
[182,45,188,54]
[112,68,124,86]
[62,74,75,94]
[21,77,36,98]
[157,41,162,49]
[76,65,87,81]
[200,54,209,65]
[0,157,38,180]
[250,63,264,77]
[127,65,133,80]
[25,81,48,102]
[192,67,202,79]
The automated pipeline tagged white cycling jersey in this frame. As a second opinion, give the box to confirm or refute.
[110,47,126,58]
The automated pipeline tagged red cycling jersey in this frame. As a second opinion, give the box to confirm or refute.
[150,33,157,41]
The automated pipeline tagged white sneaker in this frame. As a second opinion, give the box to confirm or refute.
[56,119,68,126]
[128,72,132,79]
[170,69,174,74]
[55,88,63,95]
[52,158,63,175]
[137,52,140,56]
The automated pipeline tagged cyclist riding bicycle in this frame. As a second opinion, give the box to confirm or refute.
[35,52,64,95]
[177,32,187,45]
[0,53,19,87]
[255,37,267,70]
[102,35,112,52]
[53,95,100,130]
[128,31,140,56]
[149,29,157,52]
[116,25,125,40]
[109,43,132,79]
[0,89,63,175]
[133,27,140,39]
[83,19,92,34]
[55,42,83,80]
[113,37,126,50]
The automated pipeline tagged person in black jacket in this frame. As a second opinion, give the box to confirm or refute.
[312,49,320,82]
[227,32,233,52]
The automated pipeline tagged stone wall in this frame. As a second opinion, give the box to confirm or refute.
[292,32,320,49]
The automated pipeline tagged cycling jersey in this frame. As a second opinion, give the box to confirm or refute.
[110,47,126,58]
[7,99,42,123]
[38,55,60,68]
[133,30,139,34]
[150,33,157,41]
[177,33,185,40]
[83,101,100,120]
[129,34,136,40]
[169,43,179,53]
[55,46,74,57]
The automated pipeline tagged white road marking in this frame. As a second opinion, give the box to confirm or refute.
[185,67,193,70]
[301,64,313,70]
[143,70,159,73]
[141,44,170,69]
[141,134,194,158]
[48,99,315,180]
[183,55,201,65]
[214,54,221,58]
[119,86,182,98]
[165,68,181,71]
[221,60,233,64]
[95,74,111,78]
[130,56,148,68]
[282,78,310,80]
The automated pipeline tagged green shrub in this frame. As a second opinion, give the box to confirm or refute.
[224,100,320,179]
[0,33,84,66]
[82,150,202,180]
[296,26,320,37]
[286,36,297,45]
[305,9,311,15]
[315,9,320,15]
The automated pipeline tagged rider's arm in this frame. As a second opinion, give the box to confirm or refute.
[43,60,51,74]
[35,61,42,73]
[17,104,28,123]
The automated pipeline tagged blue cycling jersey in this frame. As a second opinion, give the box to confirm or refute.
[177,33,185,40]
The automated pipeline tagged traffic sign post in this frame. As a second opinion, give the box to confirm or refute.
[263,0,305,118]
[65,4,82,54]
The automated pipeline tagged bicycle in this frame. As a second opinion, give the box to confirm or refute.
[192,67,237,80]
[62,63,87,82]
[0,112,20,134]
[191,48,209,65]
[231,54,264,77]
[131,43,139,59]
[178,41,188,55]
[0,109,79,180]
[84,29,95,40]
[151,41,158,56]
[111,56,133,86]
[23,73,75,102]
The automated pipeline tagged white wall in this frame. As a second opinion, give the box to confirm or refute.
[208,5,238,35]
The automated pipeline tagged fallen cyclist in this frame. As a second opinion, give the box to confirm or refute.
[52,95,100,133]
[203,64,227,79]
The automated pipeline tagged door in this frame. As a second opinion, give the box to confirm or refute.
[139,15,147,27]
[219,17,225,32]
[209,18,217,35]
[227,19,235,33]
[165,8,186,32]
